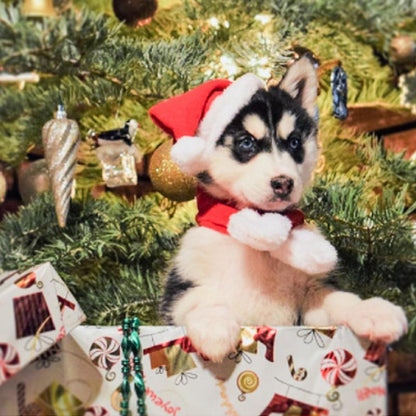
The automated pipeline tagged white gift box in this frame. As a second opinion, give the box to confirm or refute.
[0,325,387,415]
[0,262,85,387]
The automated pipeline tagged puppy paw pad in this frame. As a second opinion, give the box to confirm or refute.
[185,307,240,362]
[346,298,407,343]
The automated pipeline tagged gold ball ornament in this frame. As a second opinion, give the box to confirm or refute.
[0,171,6,203]
[112,0,157,27]
[237,370,259,401]
[149,140,197,202]
[17,159,51,204]
[390,35,416,64]
[21,0,56,17]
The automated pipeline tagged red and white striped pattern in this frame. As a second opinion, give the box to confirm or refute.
[321,348,357,386]
[0,343,20,383]
[89,337,121,370]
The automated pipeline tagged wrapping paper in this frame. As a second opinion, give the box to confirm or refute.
[0,262,85,386]
[0,325,387,415]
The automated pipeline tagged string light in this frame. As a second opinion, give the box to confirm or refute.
[254,14,272,25]
[207,17,230,30]
[219,55,239,77]
[257,68,271,78]
[207,17,220,29]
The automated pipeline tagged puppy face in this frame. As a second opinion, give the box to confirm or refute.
[198,57,319,212]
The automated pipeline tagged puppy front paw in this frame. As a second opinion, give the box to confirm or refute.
[185,305,241,363]
[296,231,338,275]
[346,298,408,343]
[228,208,291,251]
[272,228,337,275]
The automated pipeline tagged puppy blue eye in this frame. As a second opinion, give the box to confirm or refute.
[238,136,256,151]
[288,135,301,150]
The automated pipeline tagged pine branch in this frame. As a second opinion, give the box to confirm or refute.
[303,175,415,299]
[0,192,196,324]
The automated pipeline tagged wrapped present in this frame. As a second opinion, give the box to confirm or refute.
[0,262,85,386]
[0,325,387,415]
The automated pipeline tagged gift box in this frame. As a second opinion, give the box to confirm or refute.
[0,262,85,386]
[0,325,387,415]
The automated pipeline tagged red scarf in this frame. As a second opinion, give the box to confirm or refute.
[196,188,305,235]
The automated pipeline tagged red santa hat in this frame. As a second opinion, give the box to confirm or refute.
[149,74,265,175]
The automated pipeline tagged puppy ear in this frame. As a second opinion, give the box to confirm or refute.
[278,56,317,117]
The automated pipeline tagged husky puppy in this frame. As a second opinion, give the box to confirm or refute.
[150,57,407,362]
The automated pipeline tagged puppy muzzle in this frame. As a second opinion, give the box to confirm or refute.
[270,175,294,199]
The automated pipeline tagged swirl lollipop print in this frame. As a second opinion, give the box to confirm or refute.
[237,370,259,401]
[89,337,121,381]
[321,348,357,411]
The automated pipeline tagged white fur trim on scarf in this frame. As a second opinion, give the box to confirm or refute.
[227,208,292,251]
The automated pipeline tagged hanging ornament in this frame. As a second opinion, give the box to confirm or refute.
[97,148,137,188]
[0,171,6,204]
[94,119,138,147]
[389,35,416,65]
[57,39,82,65]
[17,159,51,204]
[148,140,197,202]
[42,105,80,227]
[331,64,348,120]
[399,68,416,114]
[112,0,158,27]
[21,0,56,17]
[92,120,141,188]
[0,164,15,193]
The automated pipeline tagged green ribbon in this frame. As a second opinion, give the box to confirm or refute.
[120,317,147,416]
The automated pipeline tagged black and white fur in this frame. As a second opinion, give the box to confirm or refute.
[161,57,407,362]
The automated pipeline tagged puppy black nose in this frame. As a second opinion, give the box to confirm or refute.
[270,175,294,198]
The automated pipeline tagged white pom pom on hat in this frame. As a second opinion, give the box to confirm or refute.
[149,74,265,175]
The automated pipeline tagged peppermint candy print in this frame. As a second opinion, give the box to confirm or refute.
[321,348,357,386]
[367,408,382,416]
[89,337,121,370]
[0,343,20,383]
[84,405,110,416]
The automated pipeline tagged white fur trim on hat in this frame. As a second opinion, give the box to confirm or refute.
[170,74,265,175]
[170,136,207,175]
[198,73,266,154]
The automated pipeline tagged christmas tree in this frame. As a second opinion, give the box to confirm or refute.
[0,0,415,351]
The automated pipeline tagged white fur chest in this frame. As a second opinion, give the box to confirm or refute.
[174,226,308,326]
